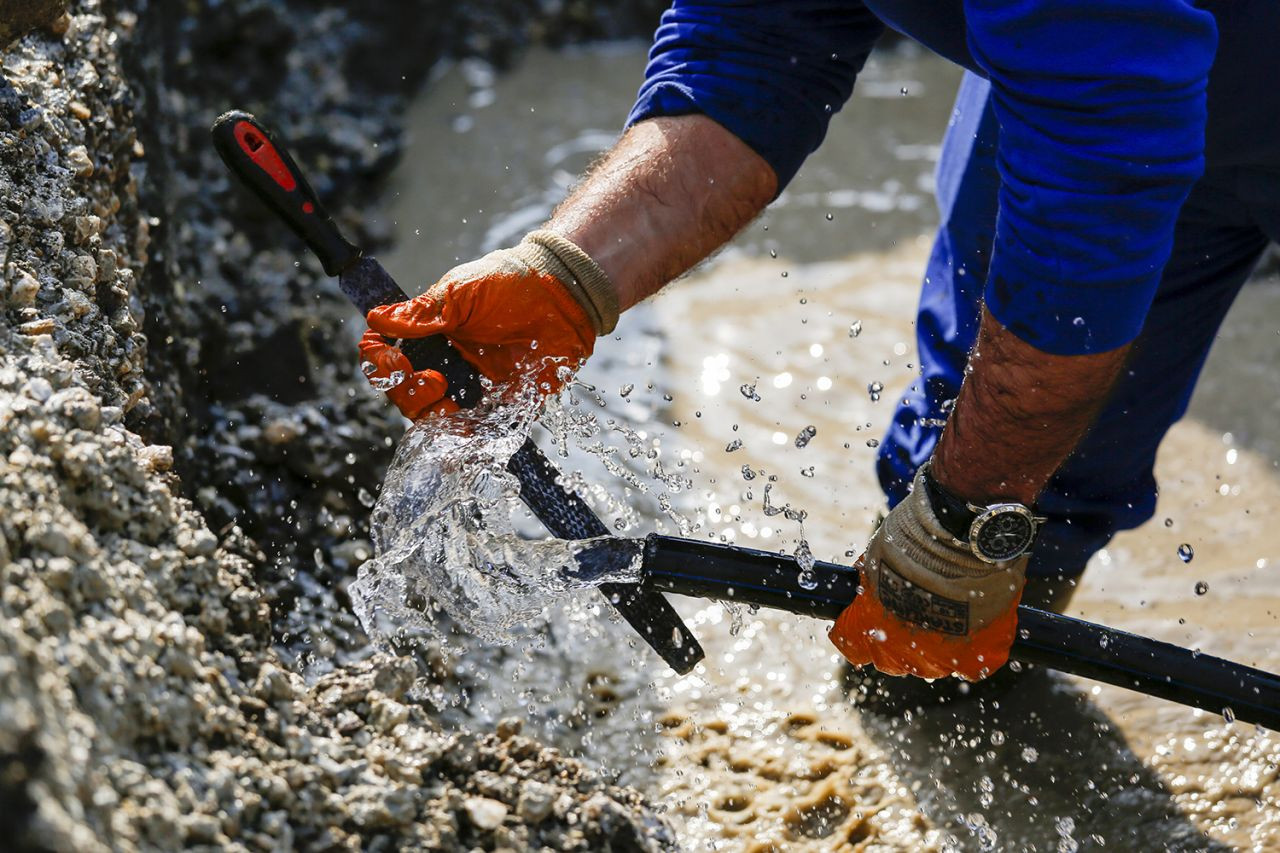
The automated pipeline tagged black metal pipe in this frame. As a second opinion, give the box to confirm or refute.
[640,534,1280,731]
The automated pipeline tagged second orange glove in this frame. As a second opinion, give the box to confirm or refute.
[830,466,1029,682]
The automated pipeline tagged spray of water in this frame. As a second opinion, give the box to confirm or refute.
[349,376,644,647]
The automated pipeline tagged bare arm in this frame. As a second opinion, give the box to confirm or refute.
[931,306,1131,505]
[546,115,777,310]
[546,116,1124,511]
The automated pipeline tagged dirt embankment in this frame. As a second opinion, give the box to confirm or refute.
[0,1,673,850]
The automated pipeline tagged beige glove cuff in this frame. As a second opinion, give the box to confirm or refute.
[867,468,1026,632]
[516,230,620,336]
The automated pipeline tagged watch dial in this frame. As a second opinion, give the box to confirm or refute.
[974,510,1035,562]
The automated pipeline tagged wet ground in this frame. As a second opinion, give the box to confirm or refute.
[382,42,1280,851]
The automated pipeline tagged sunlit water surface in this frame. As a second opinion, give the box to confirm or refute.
[367,42,1280,851]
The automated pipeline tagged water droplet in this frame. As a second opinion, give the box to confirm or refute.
[368,370,407,392]
[866,438,880,448]
[739,381,761,401]
[825,213,834,221]
[1021,746,1039,763]
[1178,543,1194,563]
[724,439,743,453]
[769,248,778,259]
[360,361,377,377]
[794,425,817,448]
[792,537,816,579]
[619,383,634,398]
[1223,706,1236,724]
[989,729,1005,746]
[848,320,862,338]
[1072,317,1085,326]
[741,465,756,481]
[900,86,909,95]
[800,466,815,478]
[1194,580,1209,596]
[529,339,539,350]
[867,381,883,402]
[671,627,683,648]
[1164,517,1174,527]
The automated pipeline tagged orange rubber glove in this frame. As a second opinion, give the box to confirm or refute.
[830,467,1027,681]
[359,230,618,420]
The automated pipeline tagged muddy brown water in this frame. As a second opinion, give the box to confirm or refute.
[379,43,1280,851]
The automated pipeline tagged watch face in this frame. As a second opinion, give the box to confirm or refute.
[970,505,1038,563]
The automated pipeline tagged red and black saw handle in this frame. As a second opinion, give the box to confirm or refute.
[212,111,362,277]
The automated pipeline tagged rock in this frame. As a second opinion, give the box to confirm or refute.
[9,271,40,306]
[23,377,52,402]
[368,694,409,732]
[370,655,416,700]
[176,527,217,557]
[18,317,56,335]
[254,663,295,703]
[66,145,94,177]
[0,0,64,48]
[72,215,100,244]
[495,717,524,740]
[137,444,173,472]
[517,781,556,824]
[464,796,509,832]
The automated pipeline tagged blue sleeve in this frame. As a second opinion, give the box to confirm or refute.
[967,0,1218,355]
[627,1,884,191]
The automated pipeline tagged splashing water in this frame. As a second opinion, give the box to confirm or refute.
[362,365,407,392]
[349,388,644,646]
[795,536,818,590]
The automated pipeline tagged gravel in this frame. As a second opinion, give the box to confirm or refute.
[0,1,675,850]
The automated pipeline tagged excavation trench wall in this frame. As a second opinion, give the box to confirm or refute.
[0,1,673,850]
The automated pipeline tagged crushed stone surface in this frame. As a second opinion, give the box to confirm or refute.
[0,1,678,850]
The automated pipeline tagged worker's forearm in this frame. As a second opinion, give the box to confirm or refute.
[931,307,1131,506]
[546,115,777,311]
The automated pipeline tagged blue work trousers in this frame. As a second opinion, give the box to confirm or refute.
[878,73,1280,579]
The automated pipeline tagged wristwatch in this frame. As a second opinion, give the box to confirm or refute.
[920,463,1045,564]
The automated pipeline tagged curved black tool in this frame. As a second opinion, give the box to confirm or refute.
[213,110,703,674]
[639,534,1280,731]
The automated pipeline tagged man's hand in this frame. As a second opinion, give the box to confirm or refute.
[830,467,1026,681]
[358,231,615,419]
[359,115,775,419]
